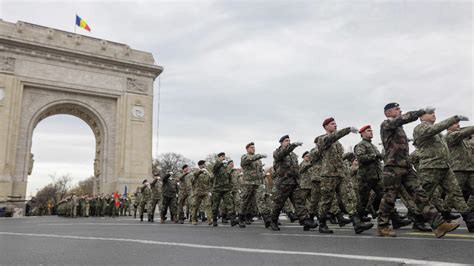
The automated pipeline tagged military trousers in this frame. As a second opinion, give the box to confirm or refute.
[453,171,474,210]
[177,192,190,220]
[241,184,259,215]
[148,198,160,217]
[191,193,212,223]
[319,176,356,217]
[212,190,232,218]
[161,195,177,221]
[256,186,272,216]
[271,183,308,221]
[378,166,444,229]
[419,168,470,213]
[357,178,383,217]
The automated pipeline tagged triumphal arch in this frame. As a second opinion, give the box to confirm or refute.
[0,20,163,203]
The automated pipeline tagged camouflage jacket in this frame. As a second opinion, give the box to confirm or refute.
[140,185,152,201]
[230,169,241,193]
[212,160,232,192]
[317,127,351,177]
[240,153,265,186]
[444,126,474,172]
[273,143,300,185]
[162,174,177,198]
[413,116,460,169]
[133,192,142,205]
[191,168,211,195]
[299,160,313,189]
[309,146,322,182]
[354,138,383,180]
[178,172,192,196]
[150,178,162,199]
[381,110,425,167]
[409,150,421,172]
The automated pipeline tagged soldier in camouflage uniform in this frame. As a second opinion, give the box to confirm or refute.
[413,109,474,231]
[139,180,151,222]
[211,152,233,227]
[299,151,320,224]
[177,165,192,224]
[377,103,459,238]
[133,188,142,219]
[257,171,274,227]
[228,160,245,227]
[445,122,474,227]
[82,195,90,217]
[354,126,385,221]
[413,110,473,232]
[316,118,372,234]
[191,160,213,225]
[270,135,317,231]
[240,142,266,227]
[161,172,178,223]
[148,175,162,222]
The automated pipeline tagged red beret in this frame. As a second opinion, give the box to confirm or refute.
[322,117,334,127]
[359,125,371,133]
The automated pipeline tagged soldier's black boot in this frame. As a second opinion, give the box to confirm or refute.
[318,215,333,234]
[150,214,154,223]
[329,213,338,224]
[263,214,271,228]
[351,215,373,234]
[270,218,280,231]
[238,214,246,228]
[442,211,461,222]
[222,213,229,224]
[245,214,253,225]
[212,214,218,227]
[462,212,474,233]
[230,214,238,227]
[287,212,298,223]
[390,213,412,229]
[140,214,143,222]
[336,212,351,227]
[301,217,319,231]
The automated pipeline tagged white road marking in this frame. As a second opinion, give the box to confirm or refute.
[263,233,474,242]
[0,231,467,265]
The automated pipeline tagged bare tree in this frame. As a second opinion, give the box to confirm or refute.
[153,152,194,176]
[69,176,94,196]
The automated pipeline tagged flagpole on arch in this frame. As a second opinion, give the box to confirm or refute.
[74,13,77,34]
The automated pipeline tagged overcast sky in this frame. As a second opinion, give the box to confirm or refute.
[1,0,472,197]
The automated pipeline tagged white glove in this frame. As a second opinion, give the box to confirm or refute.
[458,115,469,121]
[222,160,228,164]
[168,171,173,175]
[350,127,358,134]
[294,142,303,146]
[208,192,212,197]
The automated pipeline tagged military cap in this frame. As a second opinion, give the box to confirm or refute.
[384,102,399,111]
[246,142,255,149]
[142,179,148,184]
[198,160,206,166]
[228,160,234,164]
[182,164,189,170]
[302,151,309,158]
[322,117,335,127]
[217,152,225,157]
[359,125,371,133]
[279,135,290,143]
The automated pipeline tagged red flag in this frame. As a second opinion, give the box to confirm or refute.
[114,192,120,208]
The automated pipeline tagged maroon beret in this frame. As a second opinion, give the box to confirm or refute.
[322,117,334,127]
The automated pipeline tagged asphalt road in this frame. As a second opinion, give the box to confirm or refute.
[0,216,473,265]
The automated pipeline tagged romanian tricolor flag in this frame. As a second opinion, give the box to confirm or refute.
[75,15,91,32]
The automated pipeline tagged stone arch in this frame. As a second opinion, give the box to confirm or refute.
[25,100,108,193]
